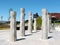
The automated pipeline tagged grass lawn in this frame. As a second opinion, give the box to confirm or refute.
[0,28,10,30]
[0,24,10,30]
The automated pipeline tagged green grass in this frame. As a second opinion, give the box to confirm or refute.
[0,28,10,30]
[0,24,10,30]
[54,22,60,24]
[36,16,42,29]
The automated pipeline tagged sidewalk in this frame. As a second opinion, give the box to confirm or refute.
[0,30,60,45]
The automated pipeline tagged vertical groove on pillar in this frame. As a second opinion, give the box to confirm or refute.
[20,8,25,37]
[10,11,16,42]
[28,12,32,34]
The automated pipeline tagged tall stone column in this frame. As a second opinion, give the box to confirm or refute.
[10,11,16,42]
[28,12,32,34]
[34,18,37,32]
[47,15,50,33]
[20,8,25,37]
[42,9,48,39]
[49,16,52,32]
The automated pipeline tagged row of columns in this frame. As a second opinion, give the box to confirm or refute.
[10,8,50,42]
[10,8,37,42]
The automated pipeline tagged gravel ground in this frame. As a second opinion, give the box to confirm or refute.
[0,29,60,45]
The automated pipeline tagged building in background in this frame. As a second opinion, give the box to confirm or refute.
[48,13,60,23]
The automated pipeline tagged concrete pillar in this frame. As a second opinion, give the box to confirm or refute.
[20,8,25,37]
[28,12,32,34]
[10,11,16,42]
[47,15,50,33]
[49,16,52,32]
[34,18,37,32]
[42,9,48,39]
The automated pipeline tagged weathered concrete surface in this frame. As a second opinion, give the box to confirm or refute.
[34,18,37,32]
[28,12,32,34]
[42,9,48,39]
[0,29,60,45]
[10,11,16,42]
[20,8,25,37]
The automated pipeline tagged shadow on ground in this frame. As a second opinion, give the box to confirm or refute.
[48,36,52,39]
[16,38,25,41]
[25,34,32,36]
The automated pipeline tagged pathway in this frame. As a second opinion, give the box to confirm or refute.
[0,29,60,45]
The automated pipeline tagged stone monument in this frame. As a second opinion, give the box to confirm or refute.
[42,9,48,39]
[20,8,25,37]
[28,12,32,34]
[10,11,16,42]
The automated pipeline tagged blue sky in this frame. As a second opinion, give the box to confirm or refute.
[0,0,60,21]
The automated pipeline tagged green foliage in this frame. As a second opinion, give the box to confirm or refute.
[36,16,42,29]
[25,20,28,23]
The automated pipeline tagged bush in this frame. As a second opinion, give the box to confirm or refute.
[36,16,42,30]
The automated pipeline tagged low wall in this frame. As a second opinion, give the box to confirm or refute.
[54,24,60,31]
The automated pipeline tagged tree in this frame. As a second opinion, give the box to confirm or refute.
[33,13,42,30]
[25,20,28,23]
[1,16,3,21]
[36,16,42,29]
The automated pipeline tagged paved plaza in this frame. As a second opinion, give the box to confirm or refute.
[0,29,60,45]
